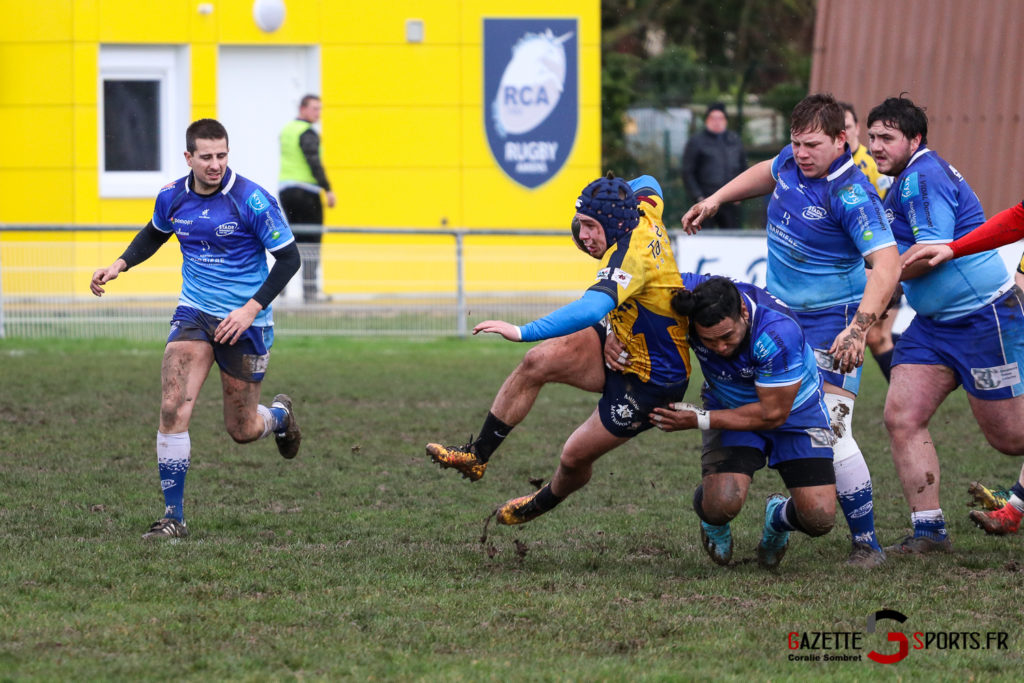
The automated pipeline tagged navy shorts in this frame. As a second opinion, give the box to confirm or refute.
[793,304,862,394]
[700,388,835,473]
[593,322,689,437]
[894,286,1024,399]
[166,305,273,383]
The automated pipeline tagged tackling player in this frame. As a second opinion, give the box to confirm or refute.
[428,173,692,526]
[90,119,303,540]
[651,276,836,570]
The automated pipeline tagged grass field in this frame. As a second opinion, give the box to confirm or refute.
[1,336,1022,681]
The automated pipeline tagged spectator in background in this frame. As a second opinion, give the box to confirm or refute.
[681,102,747,229]
[840,100,899,382]
[279,94,336,303]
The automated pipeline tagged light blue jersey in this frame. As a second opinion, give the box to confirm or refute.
[766,145,895,311]
[682,273,826,427]
[152,168,295,327]
[883,148,1013,321]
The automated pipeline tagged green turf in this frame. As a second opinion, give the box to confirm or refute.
[1,337,1021,680]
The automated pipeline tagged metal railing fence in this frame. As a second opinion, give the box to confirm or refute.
[0,224,591,340]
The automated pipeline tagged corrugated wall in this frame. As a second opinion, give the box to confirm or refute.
[810,0,1024,212]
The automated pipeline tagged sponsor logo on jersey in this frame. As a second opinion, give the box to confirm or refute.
[171,216,194,226]
[948,164,964,181]
[754,331,780,359]
[484,18,578,188]
[839,184,868,208]
[247,189,270,214]
[900,173,920,200]
[611,268,632,288]
[201,208,211,219]
[215,221,238,237]
[596,267,611,280]
[801,206,827,220]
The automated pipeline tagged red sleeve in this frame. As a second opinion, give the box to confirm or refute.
[949,202,1024,257]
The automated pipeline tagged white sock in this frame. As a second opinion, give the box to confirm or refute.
[256,404,274,440]
[1008,494,1024,513]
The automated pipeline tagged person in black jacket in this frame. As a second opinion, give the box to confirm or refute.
[682,102,747,229]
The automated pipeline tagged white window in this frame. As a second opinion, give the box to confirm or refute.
[99,45,190,198]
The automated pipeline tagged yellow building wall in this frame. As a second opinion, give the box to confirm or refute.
[0,0,601,298]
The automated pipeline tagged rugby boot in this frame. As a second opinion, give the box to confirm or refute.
[272,394,301,459]
[141,517,189,540]
[426,440,487,481]
[967,481,1011,511]
[884,534,953,554]
[847,542,886,568]
[700,521,733,566]
[756,494,791,569]
[496,490,549,525]
[969,504,1022,535]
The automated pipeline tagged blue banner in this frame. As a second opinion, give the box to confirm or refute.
[484,18,578,189]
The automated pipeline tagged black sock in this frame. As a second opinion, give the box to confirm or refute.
[472,412,514,463]
[534,484,565,512]
[872,348,894,383]
[784,498,809,535]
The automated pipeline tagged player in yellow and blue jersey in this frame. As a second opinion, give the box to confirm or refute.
[90,119,303,540]
[426,173,693,527]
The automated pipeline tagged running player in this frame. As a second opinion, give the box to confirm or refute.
[90,118,303,540]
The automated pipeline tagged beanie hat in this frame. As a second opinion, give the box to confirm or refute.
[705,102,726,118]
[574,173,640,246]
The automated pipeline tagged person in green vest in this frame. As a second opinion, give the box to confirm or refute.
[279,94,335,303]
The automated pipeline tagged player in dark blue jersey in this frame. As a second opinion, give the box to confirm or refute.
[867,96,1024,548]
[90,119,303,540]
[649,276,836,569]
[679,94,901,568]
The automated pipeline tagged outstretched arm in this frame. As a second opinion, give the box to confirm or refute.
[904,202,1024,269]
[680,160,774,234]
[473,290,616,342]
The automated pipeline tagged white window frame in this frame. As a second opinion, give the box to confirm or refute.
[99,45,190,198]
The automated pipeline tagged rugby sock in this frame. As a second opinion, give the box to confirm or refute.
[871,348,894,382]
[157,431,190,522]
[911,509,948,541]
[534,483,565,512]
[1007,483,1024,513]
[258,403,289,438]
[835,453,882,550]
[769,497,800,533]
[472,412,514,463]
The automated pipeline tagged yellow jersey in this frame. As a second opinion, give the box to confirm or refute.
[588,192,692,385]
[851,144,892,199]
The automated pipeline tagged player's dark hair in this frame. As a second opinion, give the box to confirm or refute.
[671,277,743,330]
[185,118,229,153]
[790,93,845,140]
[837,100,857,123]
[300,94,321,108]
[866,95,929,145]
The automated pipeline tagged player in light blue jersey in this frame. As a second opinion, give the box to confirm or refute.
[90,119,303,540]
[649,276,836,570]
[680,94,901,568]
[867,96,1024,549]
